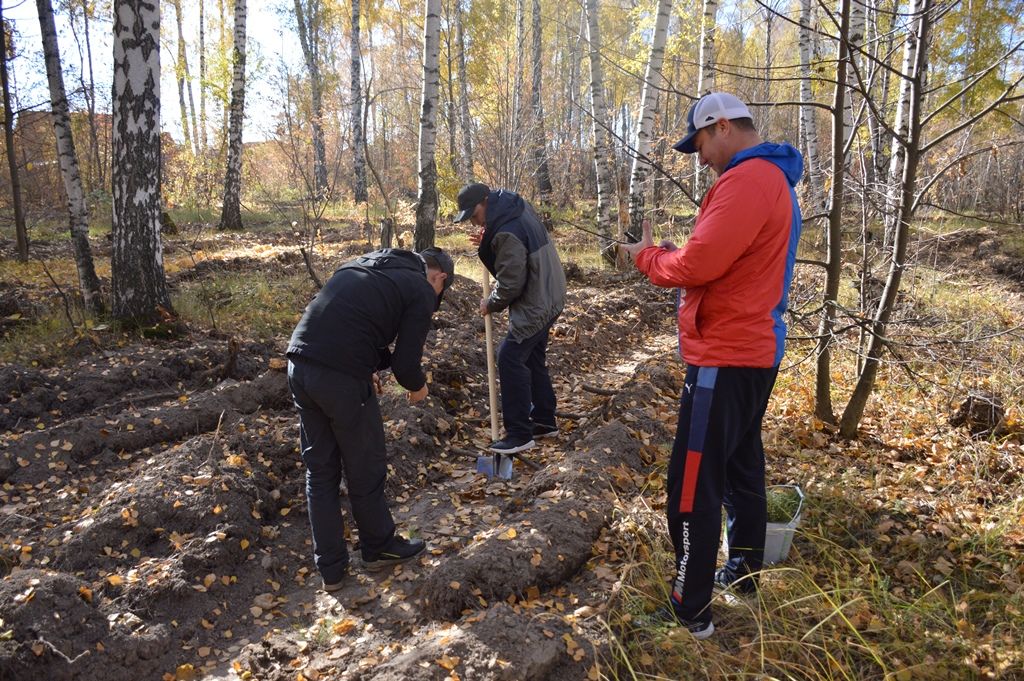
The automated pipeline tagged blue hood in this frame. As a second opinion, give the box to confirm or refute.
[726,142,803,187]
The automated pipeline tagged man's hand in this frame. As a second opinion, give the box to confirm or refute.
[469,227,485,247]
[479,298,489,317]
[620,219,656,263]
[408,384,428,403]
[372,372,384,395]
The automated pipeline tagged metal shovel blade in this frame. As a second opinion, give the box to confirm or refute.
[475,453,514,479]
[475,453,496,477]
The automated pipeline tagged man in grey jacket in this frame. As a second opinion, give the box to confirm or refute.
[454,183,567,454]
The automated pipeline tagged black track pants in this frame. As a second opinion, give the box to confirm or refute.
[666,364,779,623]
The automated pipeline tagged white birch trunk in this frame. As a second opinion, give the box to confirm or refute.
[455,0,474,181]
[841,0,866,158]
[627,0,672,241]
[798,0,824,212]
[884,0,922,249]
[585,0,616,259]
[694,0,718,198]
[36,0,104,315]
[294,0,328,199]
[414,0,442,251]
[199,0,208,152]
[219,0,247,231]
[351,0,367,202]
[172,0,193,155]
[112,0,171,323]
[530,0,552,199]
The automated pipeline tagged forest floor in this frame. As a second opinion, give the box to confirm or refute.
[0,219,1022,680]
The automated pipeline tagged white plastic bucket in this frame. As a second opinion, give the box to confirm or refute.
[722,484,804,565]
[763,484,804,564]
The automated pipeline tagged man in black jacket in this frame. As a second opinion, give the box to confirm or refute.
[454,183,566,454]
[286,247,454,591]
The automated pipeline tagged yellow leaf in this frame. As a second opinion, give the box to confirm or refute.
[588,665,600,680]
[213,505,223,515]
[61,441,73,451]
[78,586,93,603]
[280,507,292,516]
[107,575,123,586]
[203,574,217,588]
[332,619,357,635]
[240,539,250,550]
[175,664,197,681]
[502,528,516,540]
[449,581,461,590]
[436,655,460,671]
[153,418,162,425]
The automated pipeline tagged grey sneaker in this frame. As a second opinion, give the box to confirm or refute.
[488,436,536,454]
[362,535,426,571]
[642,606,715,639]
[531,423,559,439]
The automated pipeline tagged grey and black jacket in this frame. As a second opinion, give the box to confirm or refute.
[478,190,566,341]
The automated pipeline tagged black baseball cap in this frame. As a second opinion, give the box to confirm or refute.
[453,183,490,222]
[419,247,455,309]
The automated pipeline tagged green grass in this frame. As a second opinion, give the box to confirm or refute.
[172,269,312,340]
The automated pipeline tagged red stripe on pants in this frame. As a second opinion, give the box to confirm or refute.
[679,450,702,513]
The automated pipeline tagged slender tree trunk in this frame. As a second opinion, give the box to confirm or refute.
[351,0,367,202]
[585,0,616,261]
[840,0,933,437]
[1,9,28,261]
[414,0,442,251]
[112,0,171,324]
[841,0,865,162]
[68,1,103,193]
[529,0,552,200]
[294,0,328,200]
[627,0,671,243]
[455,0,473,181]
[694,0,718,198]
[219,0,247,231]
[199,0,208,152]
[883,0,920,251]
[36,0,104,315]
[172,0,193,155]
[798,0,824,213]
[813,0,851,424]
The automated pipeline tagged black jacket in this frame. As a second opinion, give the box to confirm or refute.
[286,249,435,390]
[478,190,566,340]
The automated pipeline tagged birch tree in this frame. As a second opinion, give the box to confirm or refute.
[351,0,367,203]
[2,12,27,261]
[626,0,671,242]
[413,0,441,251]
[694,0,718,198]
[585,0,616,260]
[36,0,104,315]
[199,0,208,152]
[219,0,247,231]
[529,0,552,199]
[66,0,104,192]
[294,0,328,199]
[172,0,193,155]
[111,0,172,324]
[798,0,824,213]
[455,0,473,181]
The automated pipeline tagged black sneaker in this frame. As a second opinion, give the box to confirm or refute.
[362,535,426,571]
[641,606,715,640]
[714,566,757,595]
[531,423,559,439]
[321,566,349,593]
[489,436,536,454]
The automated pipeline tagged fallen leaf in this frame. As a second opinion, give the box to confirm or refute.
[436,655,460,671]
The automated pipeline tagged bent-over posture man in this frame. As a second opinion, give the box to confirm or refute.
[453,183,566,455]
[286,247,454,591]
[622,92,803,638]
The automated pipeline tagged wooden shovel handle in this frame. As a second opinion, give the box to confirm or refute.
[483,268,500,441]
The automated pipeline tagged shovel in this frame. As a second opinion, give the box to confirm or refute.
[476,268,514,479]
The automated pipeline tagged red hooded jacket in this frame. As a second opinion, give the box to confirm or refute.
[635,143,803,368]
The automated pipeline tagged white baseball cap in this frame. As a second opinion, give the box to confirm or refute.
[673,92,753,154]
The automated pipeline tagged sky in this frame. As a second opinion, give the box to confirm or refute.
[3,0,297,144]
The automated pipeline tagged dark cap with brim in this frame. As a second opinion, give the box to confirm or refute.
[419,247,455,310]
[453,182,490,222]
[673,92,753,154]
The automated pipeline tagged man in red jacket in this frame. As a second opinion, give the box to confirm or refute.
[622,92,803,638]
